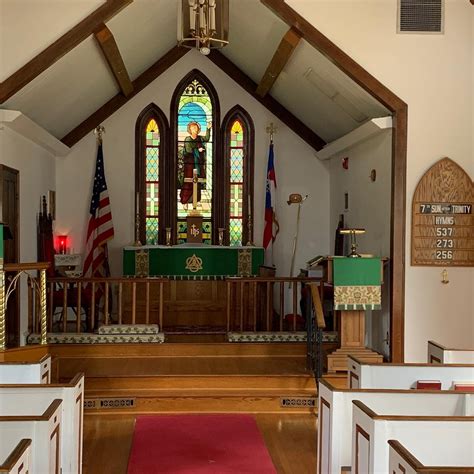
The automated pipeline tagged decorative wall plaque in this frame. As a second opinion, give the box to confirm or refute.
[411,158,473,266]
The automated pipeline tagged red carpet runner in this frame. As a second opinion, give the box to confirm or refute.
[127,414,277,473]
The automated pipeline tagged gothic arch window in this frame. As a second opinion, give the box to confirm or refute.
[135,103,169,245]
[222,106,255,246]
[171,70,220,244]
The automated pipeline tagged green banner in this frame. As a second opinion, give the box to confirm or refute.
[332,257,381,286]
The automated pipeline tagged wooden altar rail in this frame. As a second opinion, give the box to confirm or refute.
[226,277,324,333]
[0,262,50,349]
[26,275,323,335]
[29,277,167,335]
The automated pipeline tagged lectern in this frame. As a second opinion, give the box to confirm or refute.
[325,256,384,372]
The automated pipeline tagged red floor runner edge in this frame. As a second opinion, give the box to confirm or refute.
[127,414,277,473]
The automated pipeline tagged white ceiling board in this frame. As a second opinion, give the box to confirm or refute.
[271,40,390,142]
[107,0,178,81]
[222,0,289,84]
[0,0,104,81]
[4,36,119,139]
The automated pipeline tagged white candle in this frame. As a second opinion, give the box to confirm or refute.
[188,0,196,31]
[209,0,216,31]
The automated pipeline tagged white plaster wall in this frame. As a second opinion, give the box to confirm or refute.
[0,0,103,81]
[329,130,392,356]
[0,126,56,342]
[288,0,474,361]
[55,50,331,278]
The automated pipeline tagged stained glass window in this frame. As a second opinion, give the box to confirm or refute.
[145,118,159,244]
[229,120,245,245]
[176,79,213,243]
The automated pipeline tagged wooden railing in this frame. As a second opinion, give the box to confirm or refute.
[0,262,49,350]
[26,275,325,336]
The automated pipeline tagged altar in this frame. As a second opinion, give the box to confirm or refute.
[123,244,264,277]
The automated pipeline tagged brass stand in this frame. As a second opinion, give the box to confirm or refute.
[0,268,5,350]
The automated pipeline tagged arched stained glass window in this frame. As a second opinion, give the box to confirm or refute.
[135,104,168,245]
[223,106,255,246]
[229,120,244,245]
[174,74,217,244]
[145,118,160,244]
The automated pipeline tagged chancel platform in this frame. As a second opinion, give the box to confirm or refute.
[123,244,264,277]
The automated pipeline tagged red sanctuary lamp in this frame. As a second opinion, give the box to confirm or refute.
[57,235,68,254]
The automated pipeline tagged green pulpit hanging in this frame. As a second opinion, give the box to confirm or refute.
[332,257,382,310]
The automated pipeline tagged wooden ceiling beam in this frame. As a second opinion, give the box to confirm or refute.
[207,50,326,151]
[0,0,132,104]
[61,46,189,147]
[256,26,302,98]
[94,23,133,97]
[260,0,406,112]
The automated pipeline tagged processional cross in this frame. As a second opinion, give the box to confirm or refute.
[184,168,206,216]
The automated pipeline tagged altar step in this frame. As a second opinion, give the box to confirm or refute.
[83,374,317,414]
[48,342,317,414]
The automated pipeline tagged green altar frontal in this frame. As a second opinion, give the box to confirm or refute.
[123,244,264,277]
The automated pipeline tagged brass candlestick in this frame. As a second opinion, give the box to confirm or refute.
[246,219,254,246]
[166,228,172,246]
[339,228,366,257]
[218,228,225,246]
[134,213,142,247]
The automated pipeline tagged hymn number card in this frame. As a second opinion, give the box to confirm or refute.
[411,158,474,266]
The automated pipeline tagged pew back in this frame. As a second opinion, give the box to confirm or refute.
[0,439,31,474]
[0,374,84,474]
[352,401,474,474]
[348,356,474,390]
[389,439,474,474]
[428,341,474,365]
[318,380,474,474]
[0,355,51,384]
[0,400,62,474]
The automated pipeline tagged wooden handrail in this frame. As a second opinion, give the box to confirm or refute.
[0,399,62,422]
[4,262,50,272]
[0,439,31,471]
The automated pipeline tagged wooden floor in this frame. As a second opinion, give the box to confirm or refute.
[82,413,317,474]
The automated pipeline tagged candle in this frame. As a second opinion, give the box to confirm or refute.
[209,0,216,31]
[189,0,196,31]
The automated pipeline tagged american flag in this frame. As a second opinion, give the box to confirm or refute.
[263,142,279,265]
[83,142,114,280]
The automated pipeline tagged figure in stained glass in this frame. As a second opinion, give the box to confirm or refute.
[180,120,212,205]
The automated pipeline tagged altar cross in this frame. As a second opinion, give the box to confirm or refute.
[184,168,206,215]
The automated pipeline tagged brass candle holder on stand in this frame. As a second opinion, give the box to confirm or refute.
[166,228,172,246]
[134,212,142,247]
[218,228,225,246]
[339,228,366,257]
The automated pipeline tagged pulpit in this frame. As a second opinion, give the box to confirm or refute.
[325,256,385,371]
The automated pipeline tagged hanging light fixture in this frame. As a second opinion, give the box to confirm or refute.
[178,0,229,56]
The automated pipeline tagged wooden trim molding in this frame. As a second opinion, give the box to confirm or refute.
[0,0,133,103]
[0,439,31,471]
[260,0,407,363]
[207,50,326,151]
[353,400,474,422]
[429,340,474,352]
[355,424,370,474]
[0,399,62,422]
[318,397,331,474]
[94,23,133,97]
[61,46,189,147]
[388,440,474,473]
[348,354,474,368]
[256,26,302,97]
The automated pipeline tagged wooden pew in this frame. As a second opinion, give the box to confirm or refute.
[0,354,51,384]
[389,439,474,474]
[0,399,62,474]
[0,373,84,474]
[348,356,474,389]
[317,379,473,474]
[0,439,31,474]
[352,400,474,474]
[428,340,474,365]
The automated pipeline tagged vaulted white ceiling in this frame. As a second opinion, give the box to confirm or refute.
[0,0,390,145]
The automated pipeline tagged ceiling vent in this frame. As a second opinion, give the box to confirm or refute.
[398,0,444,34]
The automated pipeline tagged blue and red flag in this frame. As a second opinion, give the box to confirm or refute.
[263,142,279,263]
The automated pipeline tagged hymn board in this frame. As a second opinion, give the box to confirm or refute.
[411,158,474,266]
